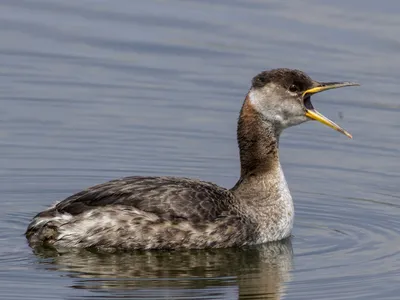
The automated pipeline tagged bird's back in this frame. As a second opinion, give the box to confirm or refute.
[26,176,251,251]
[39,176,233,220]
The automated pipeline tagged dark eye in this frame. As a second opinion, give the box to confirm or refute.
[289,84,299,93]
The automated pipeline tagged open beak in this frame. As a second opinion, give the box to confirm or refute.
[302,81,359,139]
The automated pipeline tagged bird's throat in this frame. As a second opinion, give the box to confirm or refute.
[236,95,281,179]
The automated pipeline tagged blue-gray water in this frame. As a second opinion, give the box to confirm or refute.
[1,0,399,299]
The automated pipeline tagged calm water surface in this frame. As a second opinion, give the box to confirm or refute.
[0,0,399,299]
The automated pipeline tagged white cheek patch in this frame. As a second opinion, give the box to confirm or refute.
[248,89,263,108]
[248,83,305,130]
[248,84,275,107]
[248,85,284,124]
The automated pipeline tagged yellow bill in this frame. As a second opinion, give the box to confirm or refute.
[303,81,359,139]
[305,109,353,138]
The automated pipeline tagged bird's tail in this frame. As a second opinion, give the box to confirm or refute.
[25,210,71,248]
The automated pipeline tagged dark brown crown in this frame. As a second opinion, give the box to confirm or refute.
[251,68,314,92]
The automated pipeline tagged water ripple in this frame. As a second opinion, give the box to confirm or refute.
[0,0,400,299]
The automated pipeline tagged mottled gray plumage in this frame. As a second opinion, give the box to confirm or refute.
[25,68,355,252]
[27,177,255,251]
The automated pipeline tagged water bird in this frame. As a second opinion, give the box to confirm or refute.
[25,68,359,252]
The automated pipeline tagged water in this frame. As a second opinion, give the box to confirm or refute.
[0,0,399,299]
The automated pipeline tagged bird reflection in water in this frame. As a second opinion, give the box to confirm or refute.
[33,239,293,300]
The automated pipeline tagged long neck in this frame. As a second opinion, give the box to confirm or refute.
[235,95,280,181]
[231,95,293,240]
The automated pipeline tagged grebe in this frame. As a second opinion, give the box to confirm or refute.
[26,68,358,252]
